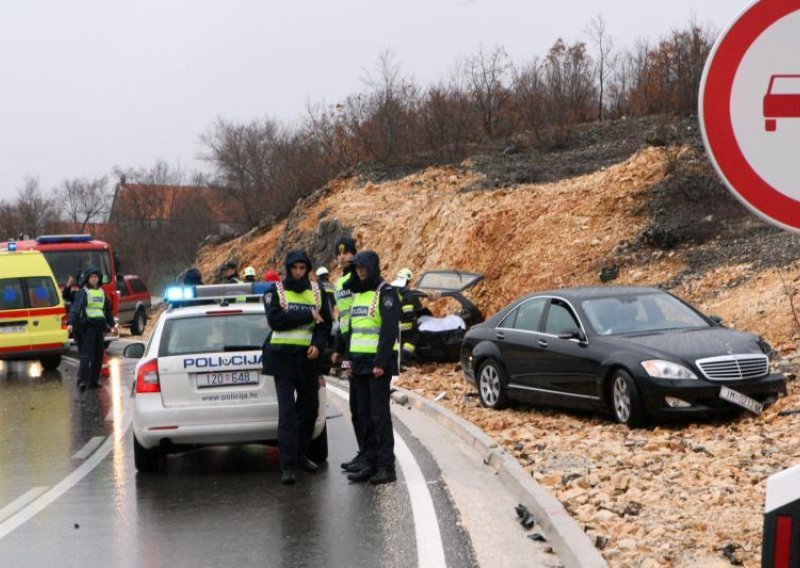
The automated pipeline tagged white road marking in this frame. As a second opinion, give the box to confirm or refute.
[0,488,49,524]
[327,382,447,568]
[62,357,79,366]
[71,436,106,460]
[0,396,132,541]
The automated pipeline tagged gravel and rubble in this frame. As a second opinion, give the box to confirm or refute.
[397,357,800,568]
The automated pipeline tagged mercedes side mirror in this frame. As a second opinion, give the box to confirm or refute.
[558,330,587,343]
[123,343,146,359]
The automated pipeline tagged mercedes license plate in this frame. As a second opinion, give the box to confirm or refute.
[719,386,763,415]
[0,325,25,334]
[196,371,258,389]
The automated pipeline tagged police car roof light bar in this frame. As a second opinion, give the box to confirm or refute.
[164,283,264,308]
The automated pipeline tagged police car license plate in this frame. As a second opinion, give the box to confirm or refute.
[719,386,763,415]
[196,371,258,389]
[0,325,25,334]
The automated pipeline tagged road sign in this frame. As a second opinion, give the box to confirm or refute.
[699,0,800,232]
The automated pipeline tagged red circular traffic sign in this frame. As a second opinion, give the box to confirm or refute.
[700,0,800,232]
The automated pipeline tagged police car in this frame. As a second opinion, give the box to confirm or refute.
[123,283,328,472]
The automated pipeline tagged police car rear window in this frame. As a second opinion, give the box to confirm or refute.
[159,314,269,356]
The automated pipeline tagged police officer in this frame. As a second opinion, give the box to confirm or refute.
[331,237,364,473]
[262,251,332,485]
[346,251,401,485]
[394,268,422,365]
[67,267,117,391]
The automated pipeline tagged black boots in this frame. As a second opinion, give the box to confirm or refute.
[347,464,377,483]
[341,453,366,473]
[369,468,397,485]
[281,469,296,485]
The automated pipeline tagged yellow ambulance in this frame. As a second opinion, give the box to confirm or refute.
[0,247,69,371]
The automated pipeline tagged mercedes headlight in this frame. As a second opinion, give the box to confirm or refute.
[641,360,698,380]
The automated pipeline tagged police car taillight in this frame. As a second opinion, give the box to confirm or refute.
[135,359,160,394]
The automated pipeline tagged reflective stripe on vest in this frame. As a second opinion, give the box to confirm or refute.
[270,282,322,347]
[400,322,413,332]
[85,288,105,320]
[335,273,354,334]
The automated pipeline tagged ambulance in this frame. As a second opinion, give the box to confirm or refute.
[0,246,69,371]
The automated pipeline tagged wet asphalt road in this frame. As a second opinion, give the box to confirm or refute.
[0,344,476,567]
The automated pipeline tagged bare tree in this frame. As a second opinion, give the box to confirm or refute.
[58,176,111,232]
[585,15,615,122]
[466,46,512,139]
[512,56,546,139]
[12,177,60,238]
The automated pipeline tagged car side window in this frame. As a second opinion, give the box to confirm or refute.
[131,279,148,294]
[117,280,130,297]
[544,301,581,335]
[512,298,547,332]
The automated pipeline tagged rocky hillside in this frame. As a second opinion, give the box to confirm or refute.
[198,116,800,352]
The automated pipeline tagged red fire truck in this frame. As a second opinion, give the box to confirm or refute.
[1,235,122,343]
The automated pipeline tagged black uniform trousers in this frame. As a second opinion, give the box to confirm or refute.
[273,352,320,470]
[349,376,364,451]
[353,372,395,471]
[77,322,105,387]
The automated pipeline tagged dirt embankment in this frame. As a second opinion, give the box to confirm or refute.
[199,117,800,352]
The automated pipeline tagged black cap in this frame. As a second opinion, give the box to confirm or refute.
[334,236,357,255]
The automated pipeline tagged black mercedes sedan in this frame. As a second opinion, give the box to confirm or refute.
[460,287,786,427]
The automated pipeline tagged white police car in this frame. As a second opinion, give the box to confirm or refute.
[123,283,328,472]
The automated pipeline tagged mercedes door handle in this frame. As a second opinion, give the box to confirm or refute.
[495,332,506,340]
[537,339,549,348]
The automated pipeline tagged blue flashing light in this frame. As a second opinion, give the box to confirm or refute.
[252,282,275,295]
[7,241,17,252]
[36,234,93,244]
[165,286,195,302]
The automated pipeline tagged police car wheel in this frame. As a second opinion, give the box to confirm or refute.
[307,425,328,463]
[40,355,61,372]
[609,370,647,428]
[132,310,147,336]
[133,436,161,473]
[477,360,508,410]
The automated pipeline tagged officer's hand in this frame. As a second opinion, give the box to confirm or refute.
[67,325,73,335]
[331,352,341,364]
[307,346,320,360]
[373,366,385,378]
[311,309,324,324]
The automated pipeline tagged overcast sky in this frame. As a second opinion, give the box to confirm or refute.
[0,0,744,200]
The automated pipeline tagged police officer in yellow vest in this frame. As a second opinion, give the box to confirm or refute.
[330,237,365,473]
[67,267,117,391]
[345,251,401,485]
[262,251,332,485]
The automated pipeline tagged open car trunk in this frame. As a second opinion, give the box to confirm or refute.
[411,270,484,363]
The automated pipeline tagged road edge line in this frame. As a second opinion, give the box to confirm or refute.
[326,381,447,568]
